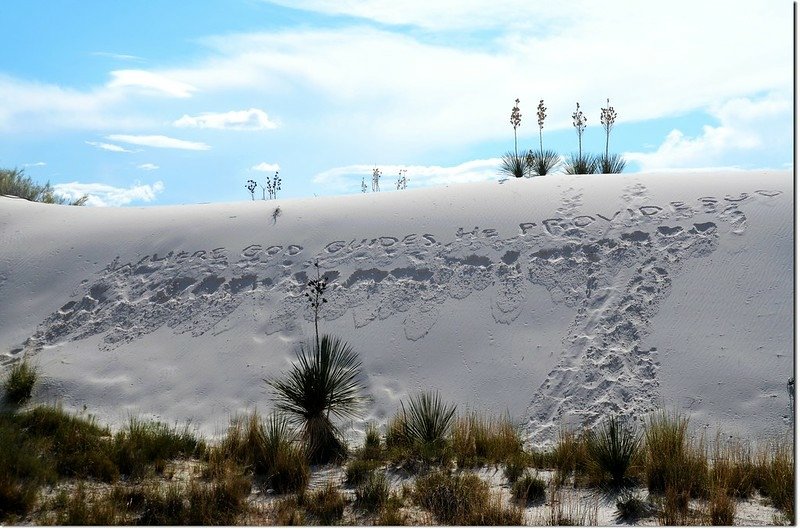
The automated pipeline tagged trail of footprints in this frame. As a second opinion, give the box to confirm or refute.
[20,183,765,442]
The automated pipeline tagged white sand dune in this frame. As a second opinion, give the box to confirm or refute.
[0,170,792,446]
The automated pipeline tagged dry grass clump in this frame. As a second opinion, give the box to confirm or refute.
[710,433,755,499]
[354,470,390,512]
[413,470,521,525]
[511,470,547,504]
[386,391,457,468]
[754,434,794,518]
[643,411,707,497]
[304,482,346,524]
[539,485,599,526]
[451,410,524,467]
[113,416,204,479]
[207,412,309,494]
[704,487,736,525]
[551,426,589,486]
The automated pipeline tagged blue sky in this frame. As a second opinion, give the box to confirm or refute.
[0,0,793,206]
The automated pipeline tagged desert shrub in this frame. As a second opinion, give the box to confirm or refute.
[3,359,37,406]
[376,495,408,526]
[385,411,408,451]
[305,482,346,524]
[585,415,640,488]
[526,149,561,176]
[615,490,652,522]
[0,420,50,520]
[597,153,626,174]
[656,486,692,525]
[500,151,527,178]
[346,458,380,486]
[0,167,86,205]
[113,417,204,479]
[268,334,367,464]
[564,153,598,175]
[644,411,707,497]
[754,434,794,517]
[511,471,546,504]
[355,471,390,512]
[451,411,523,467]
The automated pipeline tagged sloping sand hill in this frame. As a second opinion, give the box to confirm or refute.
[0,170,792,445]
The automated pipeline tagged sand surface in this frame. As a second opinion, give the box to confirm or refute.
[0,170,792,445]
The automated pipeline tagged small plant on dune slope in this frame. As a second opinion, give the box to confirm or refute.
[266,170,281,200]
[584,415,641,488]
[510,97,522,157]
[268,334,368,464]
[527,99,561,175]
[3,358,37,406]
[372,167,382,192]
[511,471,547,505]
[355,470,390,512]
[598,98,626,174]
[305,482,346,524]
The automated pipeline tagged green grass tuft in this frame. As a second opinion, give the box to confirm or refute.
[3,359,37,406]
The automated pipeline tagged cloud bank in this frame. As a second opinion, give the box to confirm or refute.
[53,181,165,207]
[174,108,278,130]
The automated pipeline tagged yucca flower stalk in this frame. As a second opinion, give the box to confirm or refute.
[510,98,522,157]
[572,102,587,159]
[600,98,618,160]
[304,261,328,345]
[536,99,546,155]
[372,167,381,192]
[245,179,257,201]
[361,176,367,193]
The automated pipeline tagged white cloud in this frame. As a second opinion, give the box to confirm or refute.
[137,163,159,171]
[107,70,196,98]
[53,181,165,207]
[23,162,46,167]
[312,158,501,193]
[625,93,792,171]
[107,134,211,151]
[85,140,136,153]
[174,108,278,130]
[251,162,280,172]
[91,52,145,62]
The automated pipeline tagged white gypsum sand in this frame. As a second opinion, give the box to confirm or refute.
[0,170,792,446]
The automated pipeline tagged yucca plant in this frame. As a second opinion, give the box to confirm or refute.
[585,415,640,488]
[401,390,457,460]
[526,149,561,176]
[528,99,561,176]
[267,334,368,464]
[598,98,626,174]
[500,151,527,179]
[564,153,597,175]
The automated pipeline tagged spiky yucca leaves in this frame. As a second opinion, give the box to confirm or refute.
[268,334,367,464]
[500,151,527,178]
[526,149,561,176]
[564,153,598,175]
[598,153,626,174]
[401,391,457,460]
[585,415,640,488]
